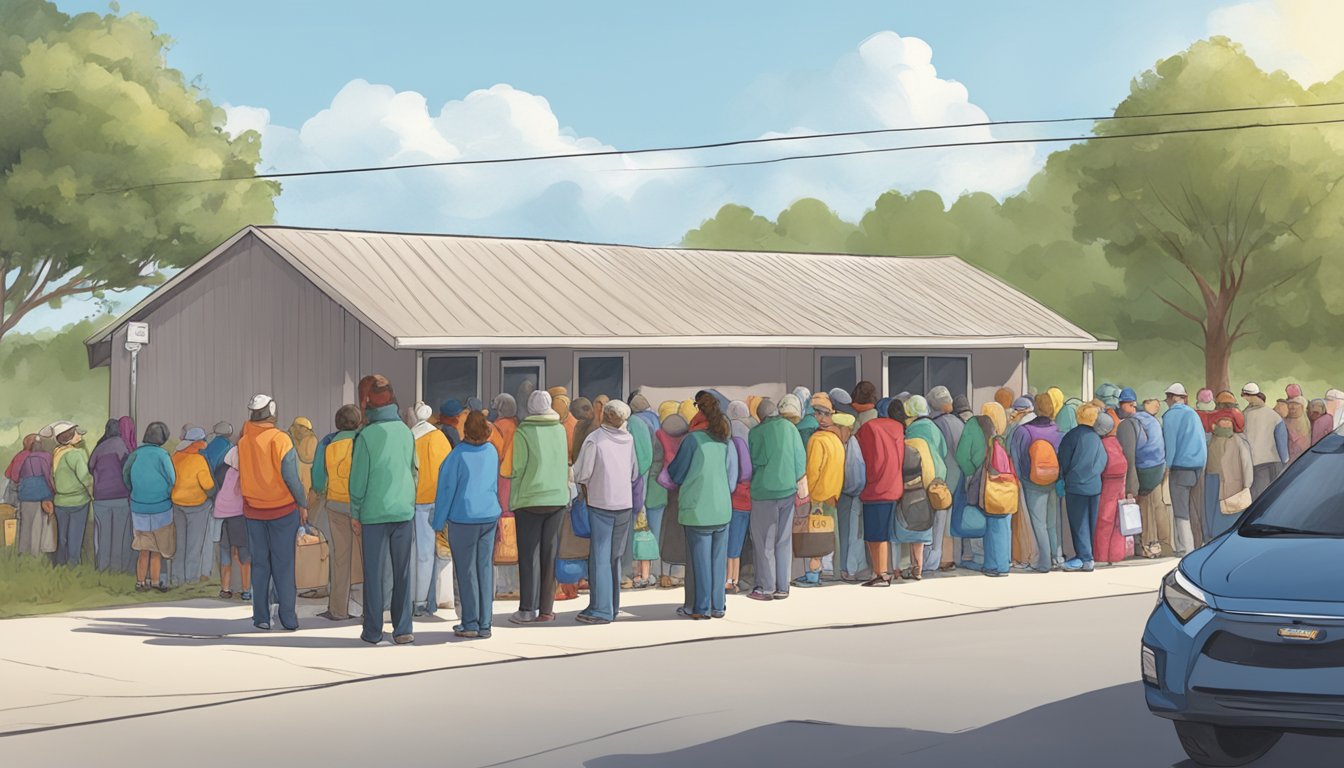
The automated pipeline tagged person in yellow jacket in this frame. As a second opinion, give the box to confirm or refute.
[794,394,845,588]
[409,401,452,616]
[314,405,363,621]
[289,417,318,498]
[169,426,216,587]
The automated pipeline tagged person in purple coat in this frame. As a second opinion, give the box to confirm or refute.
[88,417,137,572]
[1009,393,1063,573]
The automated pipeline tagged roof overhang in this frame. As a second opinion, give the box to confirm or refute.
[397,335,1119,351]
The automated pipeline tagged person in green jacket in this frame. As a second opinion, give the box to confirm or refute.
[747,397,807,601]
[620,396,655,587]
[508,390,571,624]
[50,421,93,566]
[350,375,418,645]
[667,392,739,619]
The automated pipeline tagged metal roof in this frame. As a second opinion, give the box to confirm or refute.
[88,226,1116,351]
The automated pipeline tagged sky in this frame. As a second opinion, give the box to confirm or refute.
[23,0,1344,331]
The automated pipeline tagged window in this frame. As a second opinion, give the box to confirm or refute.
[884,354,970,400]
[501,358,546,408]
[818,355,860,396]
[422,354,480,409]
[575,353,628,402]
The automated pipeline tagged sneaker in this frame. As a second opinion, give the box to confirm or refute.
[476,629,492,639]
[240,590,253,601]
[1061,558,1085,572]
[393,634,415,645]
[791,575,821,588]
[710,611,726,619]
[575,613,610,625]
[534,613,556,622]
[1082,561,1096,572]
[453,625,479,638]
[771,591,789,600]
[316,611,348,622]
[254,621,271,631]
[412,604,428,618]
[218,590,233,599]
[509,610,539,625]
[983,570,1008,578]
[746,590,773,601]
[135,582,149,592]
[154,584,171,593]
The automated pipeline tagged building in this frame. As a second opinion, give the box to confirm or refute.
[85,226,1115,430]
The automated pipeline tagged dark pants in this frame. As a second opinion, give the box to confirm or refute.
[246,510,301,629]
[53,503,88,566]
[515,506,564,616]
[448,521,497,632]
[1064,493,1099,564]
[1250,462,1281,501]
[360,519,414,642]
[685,524,729,616]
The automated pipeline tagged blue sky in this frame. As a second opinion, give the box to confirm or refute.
[26,0,1321,332]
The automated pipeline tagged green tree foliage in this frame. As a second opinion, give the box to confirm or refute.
[0,0,278,342]
[0,317,108,458]
[683,198,857,253]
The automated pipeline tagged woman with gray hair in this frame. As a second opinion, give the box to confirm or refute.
[572,400,640,624]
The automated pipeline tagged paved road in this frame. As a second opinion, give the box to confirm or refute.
[2,593,1332,767]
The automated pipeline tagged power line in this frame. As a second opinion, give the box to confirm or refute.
[632,115,1344,172]
[83,100,1344,196]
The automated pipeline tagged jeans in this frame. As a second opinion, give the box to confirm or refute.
[92,498,133,572]
[1064,493,1100,564]
[53,503,88,566]
[749,497,794,594]
[172,502,212,585]
[1049,492,1065,563]
[1023,484,1055,571]
[585,506,633,622]
[835,494,865,576]
[515,505,564,615]
[246,510,301,629]
[411,503,436,609]
[728,509,751,559]
[360,518,414,641]
[448,520,497,632]
[646,504,666,575]
[685,523,729,615]
[982,514,1013,574]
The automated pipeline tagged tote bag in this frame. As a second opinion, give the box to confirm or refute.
[1118,498,1143,536]
[493,512,518,565]
[792,501,836,558]
[951,504,988,538]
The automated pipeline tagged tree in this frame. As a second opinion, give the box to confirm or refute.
[683,198,857,253]
[1069,37,1344,391]
[0,1,277,343]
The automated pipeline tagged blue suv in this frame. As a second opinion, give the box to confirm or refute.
[1143,431,1344,766]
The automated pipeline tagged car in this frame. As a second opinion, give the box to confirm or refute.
[1142,430,1344,765]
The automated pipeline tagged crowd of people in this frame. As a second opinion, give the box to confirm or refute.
[3,374,1336,643]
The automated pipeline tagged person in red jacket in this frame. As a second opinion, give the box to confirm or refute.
[856,399,906,587]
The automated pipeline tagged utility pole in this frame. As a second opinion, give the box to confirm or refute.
[126,322,150,425]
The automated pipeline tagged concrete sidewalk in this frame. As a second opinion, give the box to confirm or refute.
[0,558,1174,735]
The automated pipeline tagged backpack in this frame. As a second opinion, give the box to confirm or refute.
[897,438,936,532]
[1027,438,1060,485]
[981,423,1020,516]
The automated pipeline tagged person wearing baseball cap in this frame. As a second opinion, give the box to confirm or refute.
[202,422,234,473]
[1241,382,1288,500]
[237,393,308,631]
[1162,384,1208,554]
[50,421,92,566]
[169,426,216,588]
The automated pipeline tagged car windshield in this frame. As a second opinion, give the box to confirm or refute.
[1241,443,1344,536]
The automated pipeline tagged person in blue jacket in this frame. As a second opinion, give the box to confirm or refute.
[433,410,501,639]
[1162,383,1209,553]
[1055,403,1109,572]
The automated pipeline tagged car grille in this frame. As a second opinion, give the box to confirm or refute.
[1204,630,1344,669]
[1192,687,1344,719]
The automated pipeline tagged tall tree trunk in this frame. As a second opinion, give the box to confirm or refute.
[1204,324,1232,393]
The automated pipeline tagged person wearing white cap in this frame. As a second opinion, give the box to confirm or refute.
[408,401,451,617]
[1162,384,1207,555]
[1326,388,1344,430]
[50,421,92,566]
[1241,382,1288,500]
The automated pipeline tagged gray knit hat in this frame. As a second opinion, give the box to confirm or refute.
[755,397,779,420]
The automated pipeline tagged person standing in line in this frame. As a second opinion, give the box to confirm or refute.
[927,386,967,572]
[792,387,819,446]
[509,390,569,624]
[829,388,856,418]
[1056,403,1109,572]
[170,426,216,585]
[1284,395,1312,463]
[313,405,363,622]
[651,403,688,590]
[1116,388,1171,558]
[666,391,737,619]
[408,401,451,617]
[834,411,867,582]
[437,399,465,448]
[1193,388,1218,433]
[434,410,501,639]
[202,422,233,473]
[124,422,175,591]
[1212,391,1245,433]
[725,400,755,594]
[794,393,844,588]
[619,396,653,588]
[572,400,640,624]
[1241,383,1286,499]
[49,422,93,566]
[1163,384,1209,555]
[958,403,1014,576]
[489,393,523,600]
[851,381,880,430]
[12,433,55,559]
[213,446,252,600]
[237,394,309,632]
[900,396,946,579]
[746,398,807,600]
[288,418,318,498]
[1204,412,1254,541]
[1092,412,1129,565]
[350,376,417,644]
[1310,398,1333,445]
[89,418,136,573]
[855,399,906,587]
[1006,392,1061,573]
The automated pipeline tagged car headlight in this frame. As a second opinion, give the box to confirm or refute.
[1161,568,1208,624]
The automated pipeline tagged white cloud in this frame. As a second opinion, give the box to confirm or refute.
[1208,0,1344,85]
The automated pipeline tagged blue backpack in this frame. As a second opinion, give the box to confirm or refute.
[571,496,591,539]
[1132,412,1166,469]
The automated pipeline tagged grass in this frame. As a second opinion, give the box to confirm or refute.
[0,548,216,619]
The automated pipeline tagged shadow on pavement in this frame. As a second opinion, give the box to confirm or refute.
[586,682,1337,768]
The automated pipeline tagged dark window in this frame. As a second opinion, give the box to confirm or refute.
[819,356,859,396]
[928,356,970,401]
[886,356,925,399]
[501,360,544,408]
[423,355,478,409]
[1241,445,1344,535]
[576,356,626,402]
